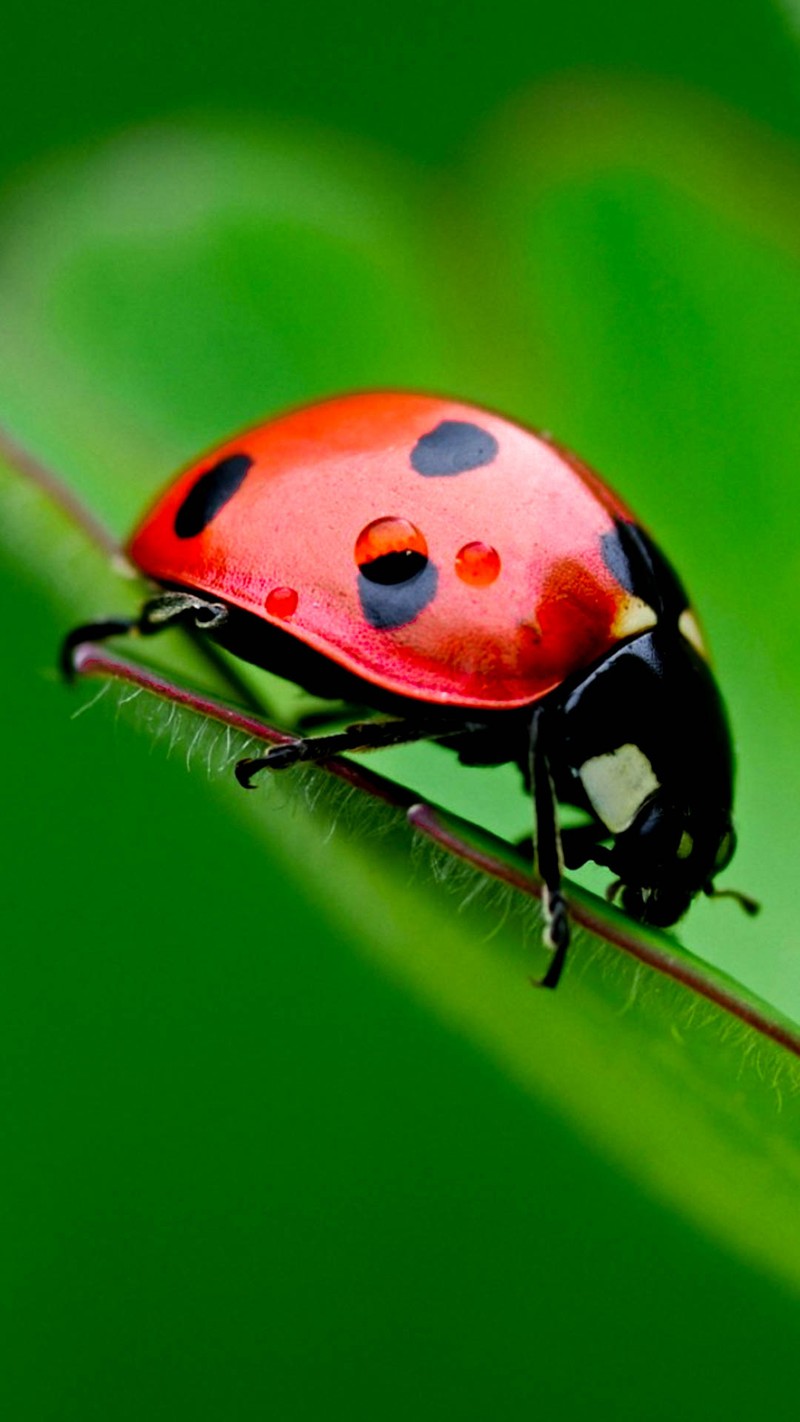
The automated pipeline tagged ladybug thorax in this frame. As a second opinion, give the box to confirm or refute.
[129,392,656,709]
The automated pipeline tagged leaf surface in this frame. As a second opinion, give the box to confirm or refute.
[3,98,800,1419]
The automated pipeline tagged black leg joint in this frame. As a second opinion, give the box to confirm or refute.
[139,592,229,634]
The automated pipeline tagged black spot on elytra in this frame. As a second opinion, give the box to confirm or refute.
[174,453,254,538]
[601,519,689,620]
[411,421,498,477]
[359,549,429,586]
[358,562,439,629]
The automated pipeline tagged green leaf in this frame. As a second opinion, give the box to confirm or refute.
[4,99,800,1420]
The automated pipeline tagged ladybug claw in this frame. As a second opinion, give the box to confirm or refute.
[235,743,303,787]
[234,759,260,789]
[531,893,570,990]
[529,942,569,991]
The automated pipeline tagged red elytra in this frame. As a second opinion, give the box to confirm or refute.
[128,391,653,709]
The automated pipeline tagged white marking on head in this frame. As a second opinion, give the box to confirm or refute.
[579,743,660,835]
[678,608,706,656]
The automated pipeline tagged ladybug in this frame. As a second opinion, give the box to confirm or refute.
[63,392,755,986]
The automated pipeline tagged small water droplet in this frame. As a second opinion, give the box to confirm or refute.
[355,517,429,586]
[455,541,501,586]
[266,586,299,619]
[355,517,428,567]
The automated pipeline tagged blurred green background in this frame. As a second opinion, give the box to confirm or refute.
[3,1,800,1418]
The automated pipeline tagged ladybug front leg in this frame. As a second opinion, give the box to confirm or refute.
[61,591,229,679]
[529,708,570,990]
[60,616,139,679]
[235,717,464,786]
[516,820,613,871]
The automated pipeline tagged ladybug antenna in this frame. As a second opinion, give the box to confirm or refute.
[703,884,761,917]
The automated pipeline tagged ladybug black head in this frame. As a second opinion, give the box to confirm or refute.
[552,623,741,932]
[610,798,736,928]
[619,882,694,929]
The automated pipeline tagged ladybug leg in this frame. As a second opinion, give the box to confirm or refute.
[138,591,229,634]
[61,592,229,680]
[60,617,138,679]
[235,717,461,786]
[529,709,570,989]
[516,821,612,870]
[562,823,615,870]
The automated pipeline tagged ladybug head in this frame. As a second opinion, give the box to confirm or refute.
[609,797,739,927]
[556,624,754,932]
